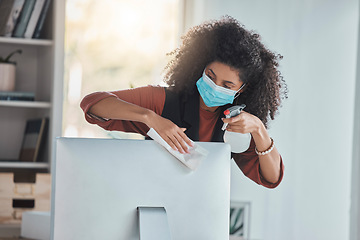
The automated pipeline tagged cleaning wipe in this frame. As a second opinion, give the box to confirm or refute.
[146,128,208,170]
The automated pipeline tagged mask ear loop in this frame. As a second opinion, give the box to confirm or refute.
[234,83,246,99]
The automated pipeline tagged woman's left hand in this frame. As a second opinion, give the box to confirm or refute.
[222,110,281,184]
[221,111,262,134]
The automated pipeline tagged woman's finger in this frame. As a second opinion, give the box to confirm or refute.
[222,113,245,124]
[227,123,248,133]
[160,133,178,151]
[179,130,194,148]
[227,126,244,133]
[168,134,186,154]
[174,133,190,153]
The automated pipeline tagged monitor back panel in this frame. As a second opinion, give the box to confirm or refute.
[51,138,231,240]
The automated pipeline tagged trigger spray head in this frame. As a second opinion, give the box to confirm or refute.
[221,104,246,131]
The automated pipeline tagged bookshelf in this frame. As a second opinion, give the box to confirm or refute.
[0,1,65,173]
[0,1,64,236]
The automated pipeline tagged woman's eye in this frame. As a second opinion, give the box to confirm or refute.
[223,85,231,89]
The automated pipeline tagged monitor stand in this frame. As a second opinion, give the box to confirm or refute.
[137,207,172,240]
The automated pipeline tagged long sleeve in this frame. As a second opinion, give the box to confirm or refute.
[231,138,284,188]
[80,85,166,136]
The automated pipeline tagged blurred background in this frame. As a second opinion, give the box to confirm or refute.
[63,0,360,240]
[63,0,179,139]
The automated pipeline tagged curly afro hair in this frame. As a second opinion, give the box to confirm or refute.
[163,16,288,128]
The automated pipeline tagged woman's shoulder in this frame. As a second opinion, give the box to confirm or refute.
[126,84,166,94]
[106,84,165,98]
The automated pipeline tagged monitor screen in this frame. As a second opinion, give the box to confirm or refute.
[51,138,231,240]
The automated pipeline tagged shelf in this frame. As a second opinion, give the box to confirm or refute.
[0,101,51,108]
[0,224,21,239]
[0,161,49,169]
[0,37,52,46]
[0,162,49,169]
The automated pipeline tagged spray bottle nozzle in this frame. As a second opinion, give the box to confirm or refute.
[221,104,246,131]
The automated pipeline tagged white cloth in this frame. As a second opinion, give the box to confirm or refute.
[147,128,208,170]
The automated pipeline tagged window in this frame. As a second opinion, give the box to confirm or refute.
[64,0,179,139]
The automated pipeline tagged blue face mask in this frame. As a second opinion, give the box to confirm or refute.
[196,70,245,107]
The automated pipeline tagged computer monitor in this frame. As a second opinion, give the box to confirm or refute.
[51,138,231,240]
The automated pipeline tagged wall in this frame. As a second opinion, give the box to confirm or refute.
[183,0,359,239]
[351,3,360,239]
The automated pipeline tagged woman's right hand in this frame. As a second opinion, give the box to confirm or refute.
[146,112,193,154]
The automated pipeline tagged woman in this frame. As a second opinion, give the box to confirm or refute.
[81,16,287,188]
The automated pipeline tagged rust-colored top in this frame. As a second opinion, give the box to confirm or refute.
[80,85,284,188]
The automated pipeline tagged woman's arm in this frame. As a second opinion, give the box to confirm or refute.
[89,96,153,125]
[250,123,281,183]
[88,95,193,153]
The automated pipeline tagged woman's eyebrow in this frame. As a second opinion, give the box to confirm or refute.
[209,68,235,86]
[223,80,235,86]
[209,68,236,85]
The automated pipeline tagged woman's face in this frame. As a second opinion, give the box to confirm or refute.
[204,61,245,91]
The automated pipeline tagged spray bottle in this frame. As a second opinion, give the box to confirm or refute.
[222,104,251,153]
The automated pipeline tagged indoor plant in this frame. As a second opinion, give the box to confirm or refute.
[0,49,22,91]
